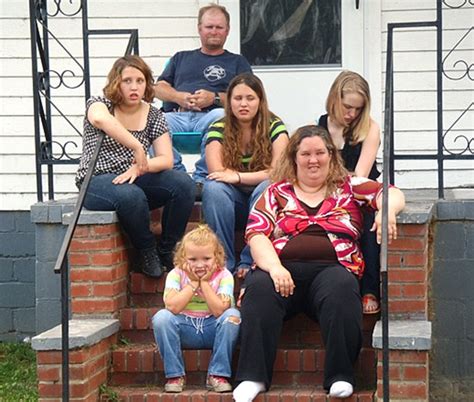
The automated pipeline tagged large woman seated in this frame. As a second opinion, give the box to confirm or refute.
[232,125,405,401]
[200,73,288,273]
[75,55,196,278]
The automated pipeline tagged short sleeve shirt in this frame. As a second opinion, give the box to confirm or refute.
[163,267,235,318]
[158,49,252,112]
[205,116,288,169]
[75,96,168,187]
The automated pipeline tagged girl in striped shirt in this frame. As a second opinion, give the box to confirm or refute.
[152,225,240,393]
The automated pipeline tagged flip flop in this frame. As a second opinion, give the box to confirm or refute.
[362,293,380,314]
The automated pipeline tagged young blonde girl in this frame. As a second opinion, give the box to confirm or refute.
[152,225,240,393]
[318,70,382,314]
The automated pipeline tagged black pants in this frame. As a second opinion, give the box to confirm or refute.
[235,262,362,391]
[360,208,381,298]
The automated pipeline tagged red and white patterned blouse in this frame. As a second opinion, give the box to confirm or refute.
[245,176,389,278]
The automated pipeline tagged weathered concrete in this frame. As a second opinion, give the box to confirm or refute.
[372,320,432,350]
[31,319,120,350]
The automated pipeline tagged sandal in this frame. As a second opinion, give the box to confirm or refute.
[362,293,380,314]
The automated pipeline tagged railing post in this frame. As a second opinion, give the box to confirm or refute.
[61,259,69,402]
[29,0,44,202]
[382,23,394,402]
[436,0,444,198]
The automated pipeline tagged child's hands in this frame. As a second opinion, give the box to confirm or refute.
[199,263,217,282]
[184,262,200,282]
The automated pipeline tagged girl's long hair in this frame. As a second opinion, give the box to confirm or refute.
[326,70,371,144]
[222,73,274,172]
[272,125,348,197]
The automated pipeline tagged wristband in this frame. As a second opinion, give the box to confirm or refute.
[213,92,222,106]
[236,172,241,184]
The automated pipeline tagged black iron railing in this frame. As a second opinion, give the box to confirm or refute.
[387,0,473,199]
[382,0,472,400]
[29,1,139,400]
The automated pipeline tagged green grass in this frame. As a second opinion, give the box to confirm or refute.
[0,342,38,401]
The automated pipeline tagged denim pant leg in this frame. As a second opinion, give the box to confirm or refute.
[192,109,225,184]
[202,180,249,271]
[134,170,196,254]
[208,307,241,378]
[152,309,213,378]
[237,180,270,268]
[83,173,155,249]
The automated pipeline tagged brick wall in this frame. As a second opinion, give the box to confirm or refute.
[0,211,36,341]
[387,223,430,319]
[36,333,118,401]
[69,223,129,317]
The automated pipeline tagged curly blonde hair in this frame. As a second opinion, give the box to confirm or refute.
[103,55,155,106]
[221,73,274,172]
[173,224,226,269]
[271,125,348,197]
[326,70,371,144]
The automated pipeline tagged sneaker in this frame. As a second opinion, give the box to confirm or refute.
[138,247,164,278]
[164,376,185,393]
[207,375,232,393]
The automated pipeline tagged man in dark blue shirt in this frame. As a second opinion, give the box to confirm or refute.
[154,3,252,179]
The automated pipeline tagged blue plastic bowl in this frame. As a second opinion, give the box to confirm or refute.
[172,132,202,154]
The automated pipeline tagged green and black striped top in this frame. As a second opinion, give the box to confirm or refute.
[205,117,288,168]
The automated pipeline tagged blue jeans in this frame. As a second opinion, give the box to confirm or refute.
[202,180,269,272]
[164,109,225,177]
[152,308,241,378]
[83,170,196,252]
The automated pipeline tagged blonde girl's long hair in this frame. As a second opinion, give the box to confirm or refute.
[326,70,371,144]
[222,73,274,172]
[173,224,226,270]
[271,125,348,197]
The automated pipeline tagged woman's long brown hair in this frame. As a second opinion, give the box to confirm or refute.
[221,73,274,172]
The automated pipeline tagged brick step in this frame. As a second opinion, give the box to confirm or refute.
[104,385,375,401]
[109,344,376,389]
[119,308,378,349]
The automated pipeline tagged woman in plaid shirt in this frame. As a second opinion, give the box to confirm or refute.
[76,56,196,278]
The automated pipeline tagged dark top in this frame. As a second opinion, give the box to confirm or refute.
[158,49,252,112]
[318,114,380,180]
[280,201,338,263]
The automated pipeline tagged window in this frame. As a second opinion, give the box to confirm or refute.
[240,0,341,67]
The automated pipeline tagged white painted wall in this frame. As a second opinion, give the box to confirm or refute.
[0,0,472,210]
[381,0,474,189]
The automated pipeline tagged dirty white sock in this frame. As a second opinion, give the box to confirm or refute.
[233,381,265,402]
[329,381,353,398]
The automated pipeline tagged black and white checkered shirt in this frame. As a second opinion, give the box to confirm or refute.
[75,96,168,188]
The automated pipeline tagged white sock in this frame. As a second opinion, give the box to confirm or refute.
[329,381,353,398]
[233,381,265,402]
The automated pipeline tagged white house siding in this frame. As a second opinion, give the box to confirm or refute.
[381,0,473,189]
[0,0,472,211]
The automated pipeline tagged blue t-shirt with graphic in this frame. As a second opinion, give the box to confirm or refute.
[158,48,252,112]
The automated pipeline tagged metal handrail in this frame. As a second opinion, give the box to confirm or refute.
[29,1,140,400]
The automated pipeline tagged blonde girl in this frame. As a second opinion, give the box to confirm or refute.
[318,70,381,314]
[151,225,240,393]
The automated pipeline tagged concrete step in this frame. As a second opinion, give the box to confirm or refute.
[109,343,376,389]
[104,385,375,401]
